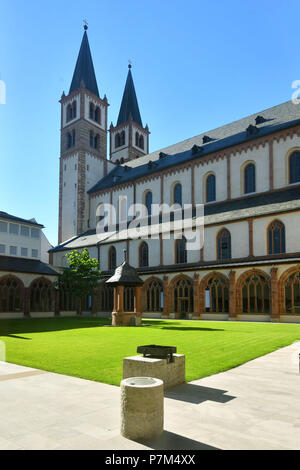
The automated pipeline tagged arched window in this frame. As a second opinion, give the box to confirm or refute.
[268,220,285,254]
[67,132,72,149]
[285,271,300,313]
[0,276,24,313]
[217,228,231,260]
[206,174,216,202]
[94,106,100,123]
[30,278,54,312]
[135,132,139,146]
[145,191,152,216]
[173,183,182,206]
[241,273,270,313]
[289,152,300,184]
[72,101,77,119]
[99,284,114,312]
[146,279,163,312]
[139,241,149,267]
[90,131,94,147]
[108,246,117,270]
[115,133,121,148]
[175,237,187,264]
[89,102,94,120]
[94,134,99,149]
[59,285,76,312]
[244,163,256,194]
[121,131,125,146]
[205,275,229,313]
[139,135,144,150]
[72,129,76,146]
[173,277,193,315]
[67,104,72,122]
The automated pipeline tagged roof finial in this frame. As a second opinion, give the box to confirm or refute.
[128,59,132,69]
[123,249,127,262]
[83,19,88,30]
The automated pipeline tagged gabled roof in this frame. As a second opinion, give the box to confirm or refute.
[69,31,99,97]
[117,67,142,127]
[0,256,58,275]
[89,100,300,194]
[0,211,44,227]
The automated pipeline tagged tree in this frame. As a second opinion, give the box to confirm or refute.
[56,249,102,314]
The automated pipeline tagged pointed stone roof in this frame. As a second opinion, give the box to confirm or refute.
[117,66,142,127]
[106,250,144,286]
[69,30,99,97]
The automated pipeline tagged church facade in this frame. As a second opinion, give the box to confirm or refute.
[50,28,300,323]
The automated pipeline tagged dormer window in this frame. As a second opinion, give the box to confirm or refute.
[255,115,266,125]
[246,124,259,136]
[203,135,212,144]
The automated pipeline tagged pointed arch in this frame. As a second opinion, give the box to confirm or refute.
[216,228,231,260]
[205,173,216,202]
[139,241,149,267]
[200,271,229,313]
[175,236,187,264]
[169,274,194,317]
[267,219,285,254]
[0,275,25,313]
[244,162,256,194]
[279,265,300,314]
[236,269,270,314]
[142,277,163,312]
[29,277,54,313]
[108,246,117,271]
[289,151,300,184]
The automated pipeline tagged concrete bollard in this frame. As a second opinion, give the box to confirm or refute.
[120,377,164,441]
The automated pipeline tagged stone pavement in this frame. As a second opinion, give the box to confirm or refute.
[0,342,299,450]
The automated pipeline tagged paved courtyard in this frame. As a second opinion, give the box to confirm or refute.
[0,342,299,450]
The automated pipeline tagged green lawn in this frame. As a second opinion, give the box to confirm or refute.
[0,317,300,386]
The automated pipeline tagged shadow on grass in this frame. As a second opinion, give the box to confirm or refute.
[165,383,236,405]
[160,327,224,332]
[0,316,111,337]
[138,430,219,450]
[143,320,224,332]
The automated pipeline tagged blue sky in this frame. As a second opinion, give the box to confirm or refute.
[0,0,299,246]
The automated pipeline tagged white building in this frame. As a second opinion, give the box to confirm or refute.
[25,28,300,322]
[0,211,57,318]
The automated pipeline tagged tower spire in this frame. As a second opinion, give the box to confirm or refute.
[117,66,142,127]
[69,28,99,97]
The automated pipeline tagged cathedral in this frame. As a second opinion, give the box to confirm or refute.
[49,27,300,323]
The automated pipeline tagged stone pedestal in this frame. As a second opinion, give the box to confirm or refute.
[120,377,164,441]
[123,354,185,389]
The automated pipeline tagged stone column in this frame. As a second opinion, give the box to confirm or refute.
[163,276,169,318]
[270,267,279,321]
[134,286,141,314]
[229,270,237,320]
[24,287,30,317]
[193,273,200,319]
[54,290,60,316]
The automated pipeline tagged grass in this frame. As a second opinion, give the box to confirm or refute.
[0,317,300,386]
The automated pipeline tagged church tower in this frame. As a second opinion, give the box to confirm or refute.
[58,26,109,244]
[109,64,150,163]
